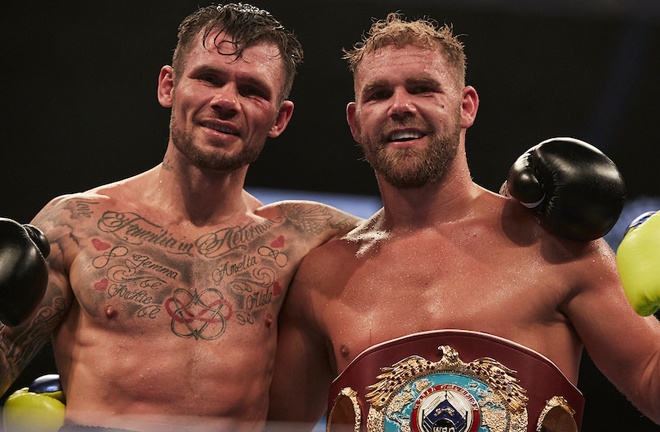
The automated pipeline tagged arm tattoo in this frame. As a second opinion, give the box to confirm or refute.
[280,202,355,233]
[1,297,67,381]
[70,199,100,219]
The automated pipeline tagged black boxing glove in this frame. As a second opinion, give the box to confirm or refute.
[0,218,50,326]
[501,137,625,241]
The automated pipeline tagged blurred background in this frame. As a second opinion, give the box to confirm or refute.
[2,0,660,429]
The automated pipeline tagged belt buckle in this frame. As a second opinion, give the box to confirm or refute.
[329,345,529,432]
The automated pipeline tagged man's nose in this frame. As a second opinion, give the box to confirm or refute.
[387,88,417,118]
[211,84,239,116]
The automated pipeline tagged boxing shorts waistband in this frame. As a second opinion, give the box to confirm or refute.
[327,329,584,432]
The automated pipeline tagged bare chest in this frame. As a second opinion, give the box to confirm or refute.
[66,208,302,339]
[319,238,570,370]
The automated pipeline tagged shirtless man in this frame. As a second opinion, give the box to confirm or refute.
[0,4,359,431]
[268,13,660,430]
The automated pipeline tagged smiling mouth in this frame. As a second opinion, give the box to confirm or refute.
[201,122,238,136]
[389,130,424,142]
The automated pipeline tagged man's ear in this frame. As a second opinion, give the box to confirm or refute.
[268,100,295,138]
[346,102,360,142]
[157,66,175,108]
[460,85,479,128]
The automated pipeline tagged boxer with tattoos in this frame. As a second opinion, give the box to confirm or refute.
[0,4,358,432]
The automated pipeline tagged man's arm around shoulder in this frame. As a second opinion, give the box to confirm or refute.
[268,251,335,430]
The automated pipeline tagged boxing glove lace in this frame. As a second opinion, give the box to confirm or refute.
[502,137,625,241]
[0,217,50,326]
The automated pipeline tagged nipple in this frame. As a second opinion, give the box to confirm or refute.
[264,313,274,329]
[105,304,117,319]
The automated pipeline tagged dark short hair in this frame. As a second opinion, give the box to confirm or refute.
[172,3,303,100]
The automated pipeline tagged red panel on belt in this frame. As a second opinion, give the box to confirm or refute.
[327,330,584,432]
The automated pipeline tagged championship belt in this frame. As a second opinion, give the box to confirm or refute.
[326,330,584,432]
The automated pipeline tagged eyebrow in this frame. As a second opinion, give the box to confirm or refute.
[360,79,388,98]
[190,65,274,99]
[188,64,225,78]
[360,76,442,97]
[408,76,441,88]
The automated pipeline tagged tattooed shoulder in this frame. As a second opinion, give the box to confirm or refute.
[263,201,360,235]
[41,194,105,226]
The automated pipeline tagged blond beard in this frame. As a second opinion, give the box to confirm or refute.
[360,125,461,188]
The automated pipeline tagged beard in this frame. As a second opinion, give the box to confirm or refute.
[170,115,264,172]
[359,115,462,189]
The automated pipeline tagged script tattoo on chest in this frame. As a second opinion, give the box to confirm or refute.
[91,241,172,320]
[194,218,277,258]
[98,211,196,256]
[88,210,286,340]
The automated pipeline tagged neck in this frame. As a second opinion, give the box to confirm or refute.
[376,156,479,231]
[142,153,255,227]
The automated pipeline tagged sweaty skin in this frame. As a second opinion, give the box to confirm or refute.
[1,23,360,432]
[268,42,660,426]
[1,179,356,432]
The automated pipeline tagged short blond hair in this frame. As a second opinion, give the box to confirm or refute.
[343,12,466,86]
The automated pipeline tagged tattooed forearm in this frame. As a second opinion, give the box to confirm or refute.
[1,297,67,383]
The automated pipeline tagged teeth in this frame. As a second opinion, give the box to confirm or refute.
[204,123,235,134]
[390,131,422,141]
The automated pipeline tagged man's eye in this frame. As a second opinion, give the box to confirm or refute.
[411,86,432,94]
[366,90,390,101]
[199,75,219,85]
[240,86,267,99]
[411,84,440,95]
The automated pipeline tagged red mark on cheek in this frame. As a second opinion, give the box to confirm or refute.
[273,281,283,296]
[94,279,109,291]
[270,235,285,249]
[92,238,111,251]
